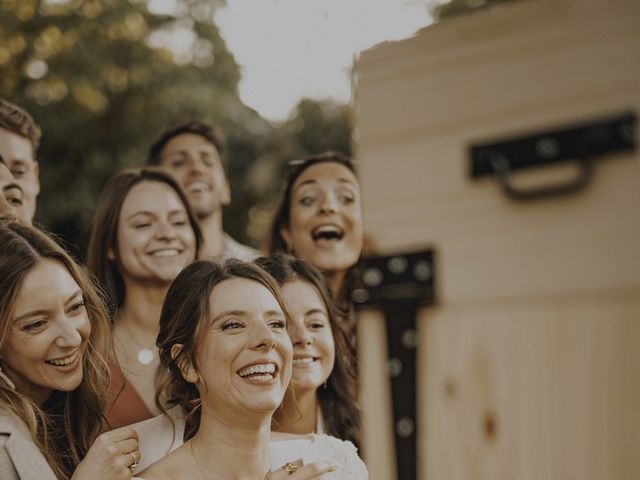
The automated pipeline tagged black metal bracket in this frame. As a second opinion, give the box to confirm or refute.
[470,112,636,200]
[353,250,436,480]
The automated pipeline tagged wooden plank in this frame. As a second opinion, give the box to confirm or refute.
[357,309,398,480]
[422,294,640,480]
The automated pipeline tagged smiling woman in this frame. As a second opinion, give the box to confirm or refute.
[86,167,202,429]
[268,151,363,346]
[136,259,339,480]
[0,223,140,480]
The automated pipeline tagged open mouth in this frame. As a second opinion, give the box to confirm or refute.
[292,356,319,366]
[237,362,278,382]
[149,248,182,258]
[311,225,344,242]
[46,350,79,368]
[186,181,210,194]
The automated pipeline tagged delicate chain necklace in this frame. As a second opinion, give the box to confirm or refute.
[119,322,156,366]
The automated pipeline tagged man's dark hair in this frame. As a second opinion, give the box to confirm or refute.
[0,99,42,153]
[147,120,226,166]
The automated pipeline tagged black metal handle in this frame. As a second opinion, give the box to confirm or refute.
[469,112,636,201]
[489,153,593,200]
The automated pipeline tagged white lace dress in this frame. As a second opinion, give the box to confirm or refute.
[130,408,368,479]
[270,433,368,479]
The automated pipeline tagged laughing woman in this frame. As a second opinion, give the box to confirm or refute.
[267,152,363,345]
[137,260,339,480]
[256,253,360,447]
[0,223,140,480]
[87,167,201,428]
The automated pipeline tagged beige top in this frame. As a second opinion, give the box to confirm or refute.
[0,410,57,480]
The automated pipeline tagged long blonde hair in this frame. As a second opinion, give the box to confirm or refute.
[0,224,111,479]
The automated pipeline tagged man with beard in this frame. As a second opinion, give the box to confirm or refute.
[148,121,258,260]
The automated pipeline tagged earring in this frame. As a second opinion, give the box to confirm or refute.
[0,364,16,390]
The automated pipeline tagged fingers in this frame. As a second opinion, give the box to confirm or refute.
[268,461,337,479]
[103,425,139,442]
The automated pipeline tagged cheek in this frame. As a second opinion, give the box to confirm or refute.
[80,313,92,341]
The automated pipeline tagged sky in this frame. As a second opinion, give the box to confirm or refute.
[148,0,435,123]
[214,0,433,122]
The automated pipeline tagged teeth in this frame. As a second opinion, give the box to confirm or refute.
[151,249,180,257]
[293,357,315,365]
[47,351,78,367]
[187,182,208,193]
[238,363,276,377]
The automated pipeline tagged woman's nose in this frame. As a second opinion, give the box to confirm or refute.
[250,321,277,351]
[55,316,84,348]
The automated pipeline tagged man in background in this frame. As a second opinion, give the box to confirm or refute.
[0,99,41,221]
[0,154,30,225]
[148,120,258,260]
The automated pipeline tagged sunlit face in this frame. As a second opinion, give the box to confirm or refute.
[187,278,292,417]
[0,128,39,220]
[282,279,335,395]
[113,181,197,288]
[0,259,90,404]
[282,162,363,274]
[159,133,230,219]
[0,162,30,225]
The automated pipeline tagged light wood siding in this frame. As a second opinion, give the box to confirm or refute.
[353,0,640,479]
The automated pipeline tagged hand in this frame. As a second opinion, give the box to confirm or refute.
[266,460,337,479]
[71,425,141,480]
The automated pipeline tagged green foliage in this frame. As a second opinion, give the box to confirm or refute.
[0,0,353,251]
[432,0,518,20]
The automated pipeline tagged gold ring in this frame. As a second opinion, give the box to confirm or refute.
[283,459,303,475]
[127,451,139,469]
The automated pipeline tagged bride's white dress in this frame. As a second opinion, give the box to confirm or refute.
[130,407,368,479]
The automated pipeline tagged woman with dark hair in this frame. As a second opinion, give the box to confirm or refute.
[136,259,346,479]
[255,253,360,447]
[0,223,140,480]
[267,151,363,344]
[86,167,201,428]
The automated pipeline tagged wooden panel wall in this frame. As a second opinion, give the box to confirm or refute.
[353,0,640,478]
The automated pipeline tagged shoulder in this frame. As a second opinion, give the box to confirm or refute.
[138,443,189,480]
[310,434,368,479]
[0,410,57,480]
[223,234,260,260]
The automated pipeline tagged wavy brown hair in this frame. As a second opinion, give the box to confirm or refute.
[154,259,294,442]
[0,223,111,479]
[86,166,202,316]
[255,253,360,446]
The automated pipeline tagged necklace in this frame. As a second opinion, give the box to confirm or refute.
[119,322,156,366]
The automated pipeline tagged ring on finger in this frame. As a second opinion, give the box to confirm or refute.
[127,451,140,469]
[283,459,303,475]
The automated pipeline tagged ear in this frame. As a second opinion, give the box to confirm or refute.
[220,176,231,206]
[33,161,40,193]
[107,247,116,261]
[171,343,198,384]
[280,226,293,251]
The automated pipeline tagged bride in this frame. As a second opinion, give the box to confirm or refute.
[136,259,351,479]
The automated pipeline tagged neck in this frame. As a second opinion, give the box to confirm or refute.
[117,283,167,336]
[276,389,318,435]
[189,405,272,479]
[324,269,346,300]
[198,208,225,258]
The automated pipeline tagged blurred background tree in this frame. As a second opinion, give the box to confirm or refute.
[0,0,352,254]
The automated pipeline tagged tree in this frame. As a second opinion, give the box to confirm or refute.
[0,0,262,250]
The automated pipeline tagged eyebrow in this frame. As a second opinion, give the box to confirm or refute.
[212,309,285,323]
[293,178,357,193]
[12,289,84,324]
[125,209,186,220]
[305,308,328,316]
[2,182,23,194]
